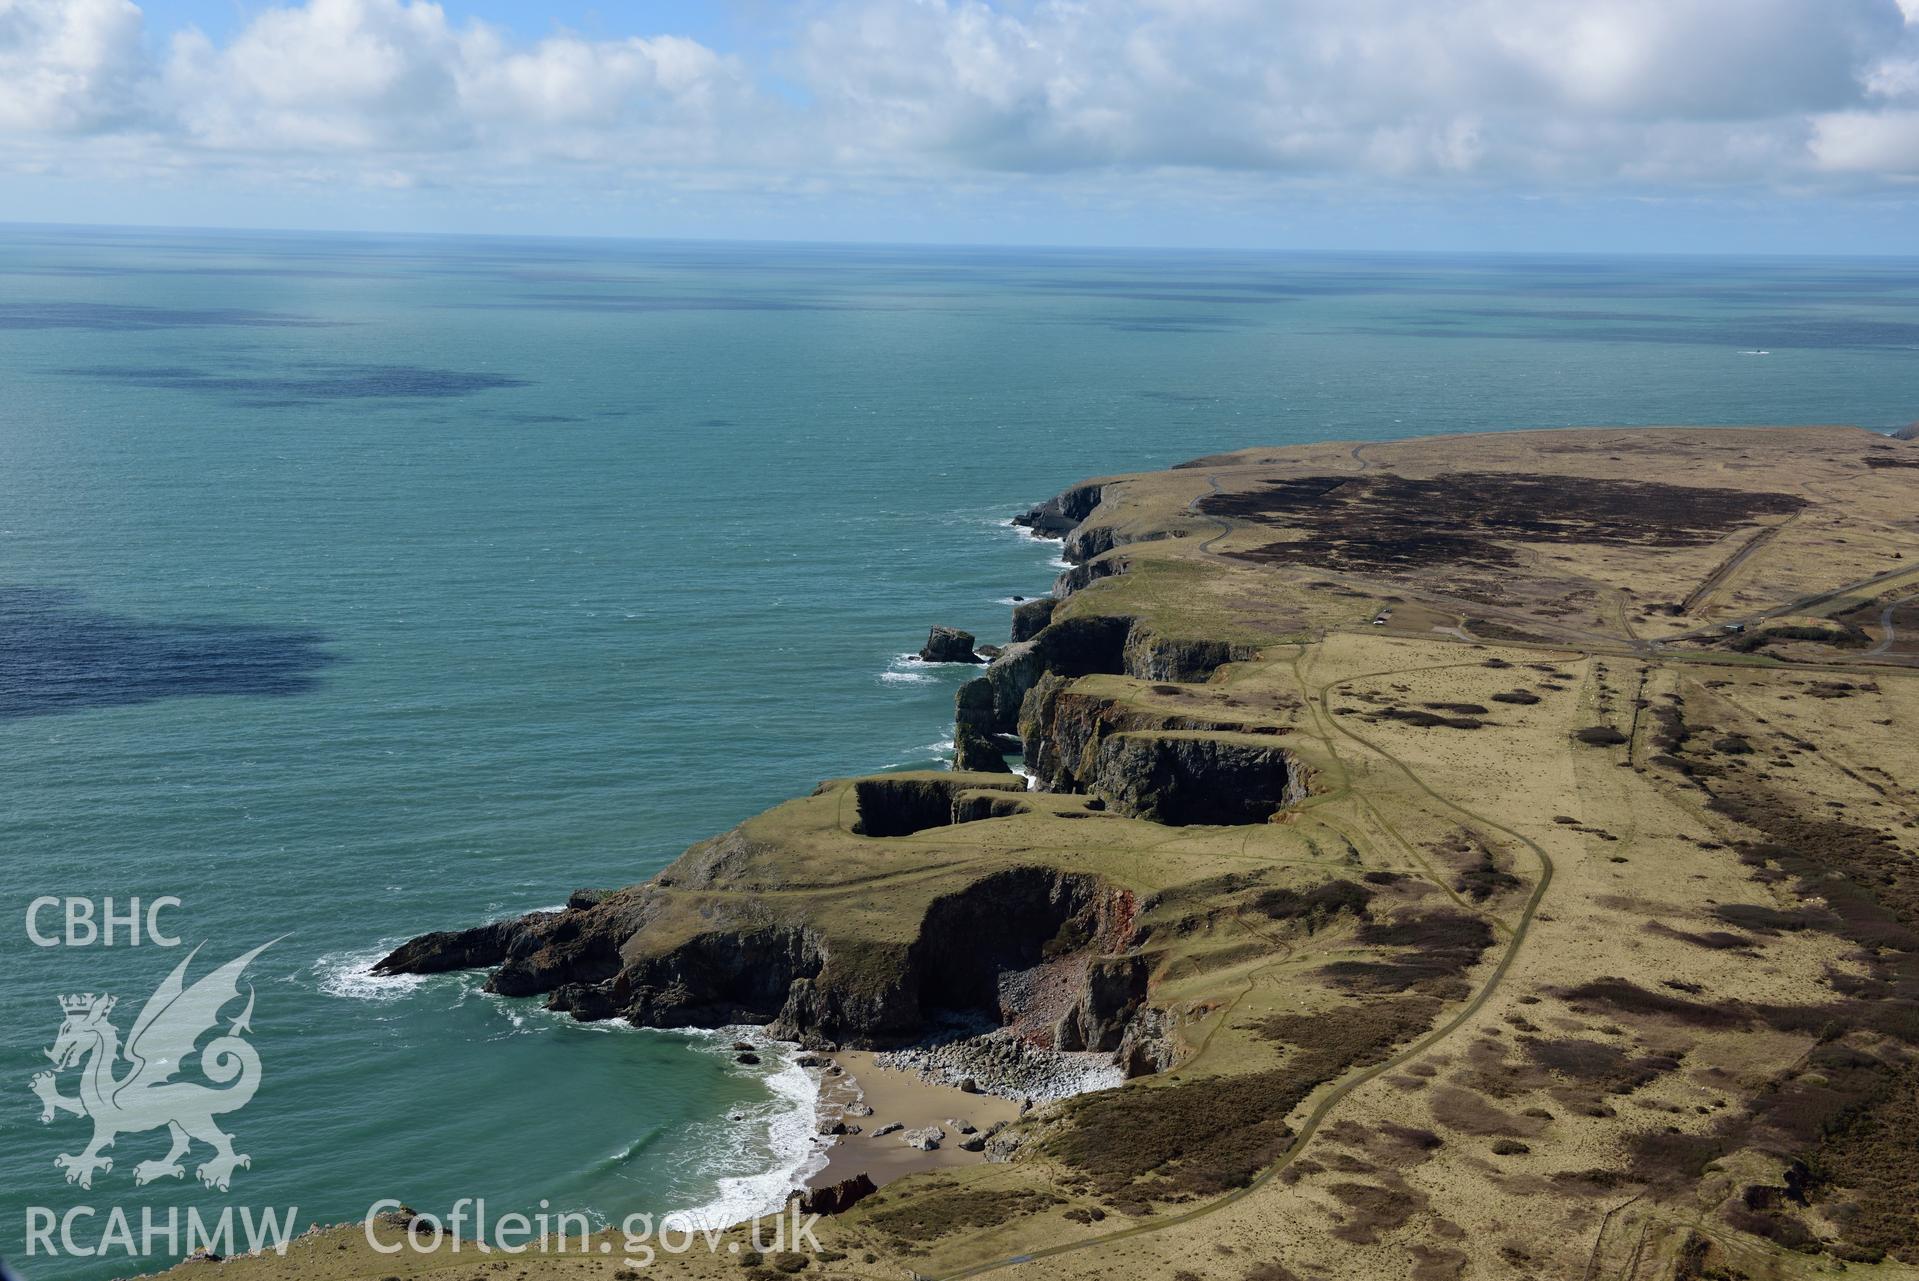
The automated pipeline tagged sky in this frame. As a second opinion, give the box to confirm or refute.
[3,0,1919,251]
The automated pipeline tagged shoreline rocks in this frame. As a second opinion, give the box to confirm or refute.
[874,1030,1126,1102]
[917,626,982,663]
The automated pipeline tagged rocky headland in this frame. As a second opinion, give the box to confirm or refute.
[359,425,1919,1281]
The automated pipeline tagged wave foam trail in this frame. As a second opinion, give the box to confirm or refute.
[313,947,425,1001]
[659,1028,827,1233]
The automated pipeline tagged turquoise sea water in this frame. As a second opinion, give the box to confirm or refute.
[2,226,1917,1276]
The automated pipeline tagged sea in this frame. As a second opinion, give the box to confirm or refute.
[2,224,1915,1276]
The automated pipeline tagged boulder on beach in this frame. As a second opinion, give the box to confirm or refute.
[918,626,983,663]
[901,1126,946,1151]
[872,1122,903,1137]
[845,1101,874,1117]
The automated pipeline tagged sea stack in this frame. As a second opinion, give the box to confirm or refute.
[918,626,983,663]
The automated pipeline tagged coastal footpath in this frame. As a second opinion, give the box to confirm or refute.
[178,425,1919,1281]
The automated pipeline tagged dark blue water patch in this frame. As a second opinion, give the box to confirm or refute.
[493,412,584,426]
[1137,390,1222,404]
[695,417,737,428]
[0,587,337,719]
[1104,314,1261,333]
[447,293,849,313]
[56,363,529,402]
[0,301,339,330]
[1033,289,1292,305]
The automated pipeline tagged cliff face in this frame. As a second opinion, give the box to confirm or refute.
[1011,482,1104,536]
[375,769,1172,1061]
[966,476,1262,749]
[1089,732,1306,825]
[378,478,1311,1079]
[1018,680,1308,821]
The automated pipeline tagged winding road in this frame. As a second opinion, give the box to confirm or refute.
[1867,593,1913,658]
[926,654,1555,1281]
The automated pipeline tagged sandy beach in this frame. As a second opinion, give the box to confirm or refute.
[807,1051,1022,1189]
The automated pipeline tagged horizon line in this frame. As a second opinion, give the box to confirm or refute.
[7,219,1919,263]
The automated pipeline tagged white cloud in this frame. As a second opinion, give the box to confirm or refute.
[795,0,1917,181]
[0,0,145,133]
[155,0,753,160]
[3,0,1919,206]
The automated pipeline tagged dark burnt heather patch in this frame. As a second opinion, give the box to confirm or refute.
[1622,1040,1919,1263]
[1433,831,1522,903]
[1645,691,1917,952]
[1803,1052,1919,1262]
[1711,902,1836,935]
[1712,803,1919,955]
[0,586,336,718]
[1252,994,1446,1077]
[1200,472,1805,573]
[1522,1036,1682,1095]
[1056,993,1452,1201]
[1251,879,1373,930]
[1370,706,1485,730]
[1646,919,1758,952]
[1427,1086,1539,1138]
[1610,693,1919,1261]
[1559,977,1750,1030]
[863,1187,1064,1249]
[1321,912,1495,996]
[1326,1176,1428,1245]
[1044,1069,1311,1200]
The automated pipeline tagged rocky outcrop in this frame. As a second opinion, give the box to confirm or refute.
[1053,954,1148,1053]
[1055,554,1128,597]
[1124,630,1256,682]
[1010,597,1057,643]
[372,913,554,976]
[1019,681,1278,794]
[1063,524,1173,565]
[951,788,1033,823]
[799,1174,877,1216]
[1013,483,1104,537]
[381,848,1165,1060]
[918,626,983,663]
[1090,733,1309,826]
[955,616,1133,740]
[1893,422,1919,441]
[852,774,1027,836]
[953,724,1015,773]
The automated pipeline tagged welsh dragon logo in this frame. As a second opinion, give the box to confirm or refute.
[31,940,276,1192]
